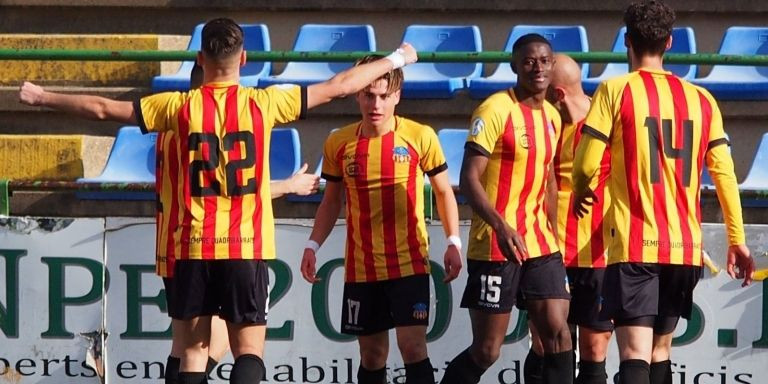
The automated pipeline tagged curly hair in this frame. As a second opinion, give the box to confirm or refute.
[624,0,676,56]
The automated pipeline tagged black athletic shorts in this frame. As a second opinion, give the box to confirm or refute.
[461,253,570,313]
[566,267,613,331]
[164,259,269,325]
[600,262,702,334]
[341,274,430,335]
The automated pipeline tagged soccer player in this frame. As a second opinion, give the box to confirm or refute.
[160,64,321,384]
[299,55,462,384]
[571,2,755,384]
[18,17,418,384]
[548,53,613,384]
[440,34,573,384]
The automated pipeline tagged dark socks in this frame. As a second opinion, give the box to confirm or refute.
[543,350,574,384]
[178,372,207,384]
[576,360,607,384]
[165,356,180,384]
[358,365,387,384]
[440,348,486,384]
[618,359,650,384]
[524,349,544,384]
[649,360,672,384]
[405,358,435,384]
[230,354,265,384]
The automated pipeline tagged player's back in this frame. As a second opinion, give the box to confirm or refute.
[586,69,727,266]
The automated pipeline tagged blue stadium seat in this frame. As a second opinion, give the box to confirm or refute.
[739,133,768,191]
[259,24,376,88]
[701,133,730,189]
[400,25,482,99]
[692,27,768,100]
[152,24,271,91]
[468,25,589,99]
[583,27,697,94]
[77,126,156,200]
[270,128,302,181]
[437,129,468,187]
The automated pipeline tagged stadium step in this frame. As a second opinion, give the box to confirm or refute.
[0,134,114,181]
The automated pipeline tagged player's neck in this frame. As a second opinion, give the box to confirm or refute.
[513,88,546,109]
[629,52,665,72]
[360,117,396,138]
[202,66,240,84]
[563,94,591,124]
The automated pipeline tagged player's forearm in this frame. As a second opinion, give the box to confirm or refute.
[572,134,607,194]
[308,191,342,245]
[708,145,746,245]
[41,91,136,123]
[434,186,460,238]
[270,180,290,199]
[460,173,506,233]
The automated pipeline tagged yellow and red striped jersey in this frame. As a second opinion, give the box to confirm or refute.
[554,119,611,268]
[465,90,562,262]
[137,82,305,269]
[155,130,179,277]
[321,116,447,283]
[583,68,737,266]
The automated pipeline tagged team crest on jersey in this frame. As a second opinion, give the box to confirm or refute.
[519,133,531,149]
[345,161,361,177]
[392,146,411,163]
[471,117,485,136]
[412,303,428,320]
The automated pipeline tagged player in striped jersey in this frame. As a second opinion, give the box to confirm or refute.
[548,54,613,384]
[19,18,418,384]
[160,64,321,384]
[300,55,462,384]
[571,2,754,384]
[441,34,573,384]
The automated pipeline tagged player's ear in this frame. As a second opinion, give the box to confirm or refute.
[665,35,673,51]
[555,87,566,102]
[240,50,247,67]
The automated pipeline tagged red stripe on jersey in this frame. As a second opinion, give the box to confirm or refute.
[619,85,644,262]
[248,98,265,259]
[380,132,400,279]
[515,106,535,240]
[155,133,164,265]
[535,111,554,255]
[406,143,426,274]
[179,100,193,260]
[553,120,565,190]
[225,86,243,259]
[590,148,610,267]
[166,133,180,272]
[354,137,376,281]
[333,143,358,282]
[564,192,579,266]
[640,71,671,264]
[696,92,713,226]
[201,86,218,259]
[491,114,516,261]
[666,75,694,265]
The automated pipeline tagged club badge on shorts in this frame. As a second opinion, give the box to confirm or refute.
[412,302,428,320]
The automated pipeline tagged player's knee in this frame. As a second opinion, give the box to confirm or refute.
[230,354,265,384]
[470,343,502,368]
[397,340,428,363]
[360,344,389,369]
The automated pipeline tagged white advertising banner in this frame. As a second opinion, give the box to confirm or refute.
[1,218,767,383]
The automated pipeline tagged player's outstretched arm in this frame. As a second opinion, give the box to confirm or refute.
[271,163,321,199]
[305,43,417,109]
[460,148,528,264]
[429,170,462,283]
[300,181,343,283]
[19,81,137,124]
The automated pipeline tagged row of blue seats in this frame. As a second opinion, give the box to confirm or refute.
[79,126,768,200]
[152,23,768,100]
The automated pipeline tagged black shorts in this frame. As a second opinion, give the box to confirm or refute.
[341,274,430,335]
[164,259,269,325]
[461,253,570,313]
[566,267,613,332]
[600,262,702,332]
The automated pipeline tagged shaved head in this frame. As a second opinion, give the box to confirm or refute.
[550,54,582,92]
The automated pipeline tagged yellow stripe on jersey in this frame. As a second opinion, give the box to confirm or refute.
[321,116,446,283]
[465,90,562,262]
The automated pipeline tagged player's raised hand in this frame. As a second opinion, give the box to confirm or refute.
[289,163,321,196]
[300,248,320,283]
[443,244,463,283]
[495,222,528,265]
[19,81,45,106]
[397,42,418,65]
[726,244,754,287]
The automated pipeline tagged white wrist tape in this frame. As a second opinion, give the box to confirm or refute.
[384,48,406,70]
[305,239,320,253]
[447,235,462,250]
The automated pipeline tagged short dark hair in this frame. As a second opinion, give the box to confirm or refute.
[512,33,552,56]
[355,55,403,93]
[624,0,675,56]
[201,18,244,60]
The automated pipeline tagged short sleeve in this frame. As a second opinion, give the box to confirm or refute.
[321,133,343,182]
[419,126,447,177]
[583,82,615,142]
[465,98,505,157]
[250,85,305,127]
[136,92,185,133]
